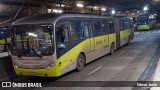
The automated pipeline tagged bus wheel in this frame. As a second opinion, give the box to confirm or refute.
[76,54,85,71]
[110,43,115,55]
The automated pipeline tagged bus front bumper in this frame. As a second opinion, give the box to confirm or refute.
[137,25,151,30]
[13,65,62,77]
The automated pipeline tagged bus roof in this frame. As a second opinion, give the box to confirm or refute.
[13,13,112,25]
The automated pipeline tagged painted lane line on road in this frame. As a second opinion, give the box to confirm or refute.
[118,51,126,56]
[87,66,102,76]
[147,31,150,33]
[133,50,141,53]
[134,32,139,34]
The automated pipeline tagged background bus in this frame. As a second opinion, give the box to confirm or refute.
[0,27,11,51]
[0,20,15,52]
[11,13,134,77]
[136,15,156,30]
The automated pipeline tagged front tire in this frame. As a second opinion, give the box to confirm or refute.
[76,54,85,71]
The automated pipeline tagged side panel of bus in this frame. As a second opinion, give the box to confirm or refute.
[83,21,95,63]
[92,20,107,60]
[108,20,116,49]
[120,20,126,46]
[119,18,133,46]
[114,18,121,49]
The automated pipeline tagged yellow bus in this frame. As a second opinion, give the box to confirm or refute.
[11,14,134,77]
[137,15,156,30]
[0,27,11,51]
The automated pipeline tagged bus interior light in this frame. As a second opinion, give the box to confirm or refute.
[111,10,116,15]
[76,3,83,8]
[101,8,106,11]
[143,6,149,11]
[28,32,37,37]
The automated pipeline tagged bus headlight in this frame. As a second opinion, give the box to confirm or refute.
[14,64,19,68]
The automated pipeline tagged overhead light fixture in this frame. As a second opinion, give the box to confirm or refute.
[143,6,149,11]
[76,3,83,8]
[55,4,65,7]
[111,9,116,15]
[101,8,106,11]
[48,9,63,13]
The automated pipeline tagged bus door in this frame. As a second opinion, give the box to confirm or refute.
[84,21,95,61]
[114,18,121,49]
[120,20,126,46]
[92,20,106,59]
[101,20,109,54]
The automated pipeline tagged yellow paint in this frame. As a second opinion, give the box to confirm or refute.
[0,37,10,45]
[13,65,62,77]
[14,40,88,77]
[109,33,116,45]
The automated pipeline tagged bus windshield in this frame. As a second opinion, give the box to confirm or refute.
[11,24,53,57]
[137,17,149,25]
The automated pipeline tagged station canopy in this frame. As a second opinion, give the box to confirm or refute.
[0,0,159,22]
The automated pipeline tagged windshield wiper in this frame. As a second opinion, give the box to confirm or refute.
[30,48,42,58]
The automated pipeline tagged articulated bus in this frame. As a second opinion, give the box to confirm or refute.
[137,15,156,30]
[11,13,134,77]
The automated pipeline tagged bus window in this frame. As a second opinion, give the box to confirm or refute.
[70,21,78,41]
[76,21,85,40]
[125,21,129,29]
[84,24,89,39]
[101,20,108,34]
[4,29,10,38]
[93,20,101,36]
[56,21,70,43]
[108,21,114,33]
[85,21,93,38]
[120,21,125,30]
[0,29,4,40]
[70,21,85,40]
[129,21,133,28]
